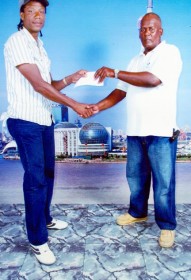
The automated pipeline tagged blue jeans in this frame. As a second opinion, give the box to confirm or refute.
[127,136,177,230]
[7,118,55,245]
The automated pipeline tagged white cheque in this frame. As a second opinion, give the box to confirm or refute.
[74,71,104,87]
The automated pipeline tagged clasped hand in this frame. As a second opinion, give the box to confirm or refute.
[75,103,99,118]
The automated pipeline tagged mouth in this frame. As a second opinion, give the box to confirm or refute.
[145,39,152,44]
[33,21,42,26]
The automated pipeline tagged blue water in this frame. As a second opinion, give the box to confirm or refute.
[0,158,127,189]
[0,157,190,187]
[0,158,191,203]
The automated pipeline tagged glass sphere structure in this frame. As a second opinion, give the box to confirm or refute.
[79,122,108,144]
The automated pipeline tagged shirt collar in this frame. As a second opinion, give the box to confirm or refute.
[140,40,166,56]
[21,27,43,48]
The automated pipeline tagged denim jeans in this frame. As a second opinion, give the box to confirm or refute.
[7,118,55,245]
[127,136,177,230]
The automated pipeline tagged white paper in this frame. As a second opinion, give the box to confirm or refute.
[74,71,104,87]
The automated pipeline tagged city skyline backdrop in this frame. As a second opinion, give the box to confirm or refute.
[0,0,191,132]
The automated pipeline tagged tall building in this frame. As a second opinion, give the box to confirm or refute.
[52,104,68,124]
[61,105,68,122]
[54,122,79,157]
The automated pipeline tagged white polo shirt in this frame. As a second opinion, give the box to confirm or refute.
[117,41,182,137]
[4,27,53,126]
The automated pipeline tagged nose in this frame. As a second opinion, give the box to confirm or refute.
[146,28,152,35]
[34,11,41,17]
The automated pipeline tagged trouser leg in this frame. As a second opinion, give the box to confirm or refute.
[7,118,54,245]
[148,136,177,230]
[42,123,55,225]
[127,137,151,218]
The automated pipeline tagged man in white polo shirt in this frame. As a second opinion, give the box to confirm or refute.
[4,0,92,265]
[92,13,182,248]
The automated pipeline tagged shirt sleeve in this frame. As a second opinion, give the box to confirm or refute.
[4,33,34,67]
[148,45,182,84]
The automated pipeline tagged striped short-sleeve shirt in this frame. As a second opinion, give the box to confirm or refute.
[4,27,53,126]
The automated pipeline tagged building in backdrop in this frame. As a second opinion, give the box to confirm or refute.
[54,122,112,157]
[54,122,79,157]
[78,122,111,156]
[52,104,68,124]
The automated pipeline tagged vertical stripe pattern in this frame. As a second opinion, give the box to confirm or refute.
[4,28,52,125]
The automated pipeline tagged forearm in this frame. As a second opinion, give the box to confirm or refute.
[118,71,161,87]
[51,70,87,91]
[51,74,73,91]
[95,67,161,87]
[96,89,126,112]
[33,80,94,117]
[34,80,78,109]
[17,64,92,117]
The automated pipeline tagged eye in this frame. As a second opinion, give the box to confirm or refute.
[149,27,155,33]
[139,27,156,34]
[25,8,45,15]
[27,9,33,14]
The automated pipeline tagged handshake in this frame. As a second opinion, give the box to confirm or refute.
[75,104,100,119]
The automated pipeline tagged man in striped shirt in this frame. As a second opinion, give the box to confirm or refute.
[4,0,92,265]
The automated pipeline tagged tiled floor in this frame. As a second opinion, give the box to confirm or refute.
[1,203,191,280]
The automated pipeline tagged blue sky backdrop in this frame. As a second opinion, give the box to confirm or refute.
[0,0,191,131]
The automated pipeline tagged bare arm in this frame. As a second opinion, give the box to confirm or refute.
[51,70,87,91]
[95,66,161,87]
[17,63,92,117]
[90,89,126,114]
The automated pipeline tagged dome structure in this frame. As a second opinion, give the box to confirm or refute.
[1,140,17,154]
[54,122,77,129]
[79,122,108,144]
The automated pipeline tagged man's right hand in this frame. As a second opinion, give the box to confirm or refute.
[72,103,99,118]
[86,104,99,115]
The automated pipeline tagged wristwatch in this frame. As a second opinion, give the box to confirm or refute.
[114,69,119,78]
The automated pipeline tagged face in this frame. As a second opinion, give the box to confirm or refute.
[20,1,46,39]
[139,14,163,54]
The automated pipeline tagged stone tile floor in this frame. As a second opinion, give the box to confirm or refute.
[1,203,191,280]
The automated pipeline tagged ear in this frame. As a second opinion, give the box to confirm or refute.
[20,12,24,21]
[159,28,163,36]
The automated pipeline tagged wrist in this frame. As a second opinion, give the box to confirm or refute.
[96,103,101,112]
[63,75,73,86]
[62,77,67,86]
[114,69,119,79]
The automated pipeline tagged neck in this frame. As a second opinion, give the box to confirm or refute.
[31,31,39,41]
[23,26,40,41]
